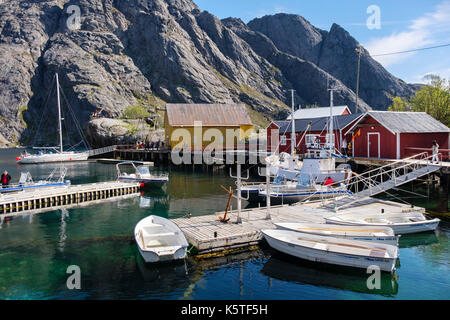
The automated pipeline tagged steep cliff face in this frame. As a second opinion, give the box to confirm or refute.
[0,1,416,147]
[247,14,415,110]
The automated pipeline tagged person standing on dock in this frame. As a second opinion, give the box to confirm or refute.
[342,138,348,157]
[432,140,440,163]
[1,170,11,188]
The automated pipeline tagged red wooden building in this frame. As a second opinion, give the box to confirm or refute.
[344,111,450,160]
[267,114,363,155]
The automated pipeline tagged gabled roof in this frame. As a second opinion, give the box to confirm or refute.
[287,106,351,120]
[273,113,363,134]
[345,111,450,135]
[166,104,253,127]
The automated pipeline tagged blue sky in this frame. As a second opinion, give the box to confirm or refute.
[195,0,450,84]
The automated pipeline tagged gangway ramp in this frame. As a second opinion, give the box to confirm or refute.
[323,152,442,210]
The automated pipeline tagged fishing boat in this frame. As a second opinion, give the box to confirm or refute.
[259,173,351,204]
[17,73,89,164]
[275,222,399,246]
[261,229,399,272]
[0,168,69,195]
[325,212,440,235]
[134,215,189,263]
[117,162,168,188]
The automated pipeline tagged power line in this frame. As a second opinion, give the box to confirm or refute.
[372,43,450,57]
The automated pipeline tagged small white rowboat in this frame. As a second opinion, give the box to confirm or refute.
[325,212,440,235]
[275,222,399,246]
[262,229,399,273]
[134,215,189,263]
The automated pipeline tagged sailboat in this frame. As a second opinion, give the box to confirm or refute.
[271,87,351,183]
[17,74,90,164]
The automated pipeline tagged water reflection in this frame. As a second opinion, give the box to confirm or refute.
[399,232,439,248]
[261,252,399,297]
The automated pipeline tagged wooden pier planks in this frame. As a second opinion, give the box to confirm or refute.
[173,199,424,255]
[0,182,140,215]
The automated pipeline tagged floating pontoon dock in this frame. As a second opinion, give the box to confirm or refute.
[0,182,140,215]
[173,199,426,256]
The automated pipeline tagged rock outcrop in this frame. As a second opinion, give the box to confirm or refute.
[0,1,417,148]
[247,14,415,110]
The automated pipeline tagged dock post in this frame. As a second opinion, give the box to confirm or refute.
[265,164,271,220]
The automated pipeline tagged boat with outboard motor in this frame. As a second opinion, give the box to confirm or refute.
[117,162,168,188]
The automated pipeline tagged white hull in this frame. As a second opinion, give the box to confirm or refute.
[134,215,188,263]
[275,223,399,246]
[326,217,440,235]
[17,152,89,164]
[262,230,398,273]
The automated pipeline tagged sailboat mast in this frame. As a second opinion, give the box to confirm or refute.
[290,89,296,156]
[55,73,63,153]
[329,88,334,154]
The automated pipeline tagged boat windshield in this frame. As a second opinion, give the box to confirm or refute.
[137,166,151,176]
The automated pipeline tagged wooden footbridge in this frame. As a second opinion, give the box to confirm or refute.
[0,181,140,215]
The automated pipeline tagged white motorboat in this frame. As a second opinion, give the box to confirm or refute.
[134,215,189,263]
[325,212,440,235]
[275,222,399,246]
[17,73,90,164]
[117,162,168,188]
[0,168,70,194]
[262,229,399,273]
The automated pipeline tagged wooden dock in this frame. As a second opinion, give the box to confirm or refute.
[0,181,140,215]
[173,199,426,256]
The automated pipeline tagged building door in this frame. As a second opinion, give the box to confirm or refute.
[368,133,380,158]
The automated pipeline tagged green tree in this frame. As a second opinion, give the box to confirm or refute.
[388,96,411,111]
[388,75,450,126]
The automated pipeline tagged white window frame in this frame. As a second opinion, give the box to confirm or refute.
[280,135,287,146]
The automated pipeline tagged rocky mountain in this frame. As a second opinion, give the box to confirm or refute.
[0,0,415,147]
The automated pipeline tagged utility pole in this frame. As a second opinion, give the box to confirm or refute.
[290,89,296,157]
[355,46,363,113]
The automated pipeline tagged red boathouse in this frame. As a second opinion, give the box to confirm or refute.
[345,111,450,160]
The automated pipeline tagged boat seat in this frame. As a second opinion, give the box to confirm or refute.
[145,232,176,238]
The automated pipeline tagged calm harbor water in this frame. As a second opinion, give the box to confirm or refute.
[0,148,449,300]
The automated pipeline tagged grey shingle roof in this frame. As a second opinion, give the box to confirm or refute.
[367,111,450,133]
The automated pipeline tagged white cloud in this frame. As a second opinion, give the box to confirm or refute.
[365,1,450,67]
